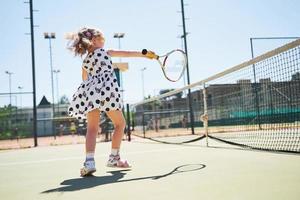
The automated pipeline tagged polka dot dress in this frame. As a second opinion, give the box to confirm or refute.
[68,48,122,119]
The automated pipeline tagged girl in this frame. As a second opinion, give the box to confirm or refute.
[66,27,152,176]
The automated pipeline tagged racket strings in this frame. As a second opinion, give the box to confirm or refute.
[162,50,186,81]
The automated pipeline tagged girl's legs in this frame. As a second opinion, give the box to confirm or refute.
[106,110,130,167]
[106,110,126,149]
[86,109,100,153]
[80,109,100,176]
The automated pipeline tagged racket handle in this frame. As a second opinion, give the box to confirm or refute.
[142,49,158,59]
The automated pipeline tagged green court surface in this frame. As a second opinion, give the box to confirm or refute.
[0,136,299,200]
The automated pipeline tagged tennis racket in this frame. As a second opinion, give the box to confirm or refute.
[142,49,187,82]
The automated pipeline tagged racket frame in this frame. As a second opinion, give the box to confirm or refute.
[143,49,187,82]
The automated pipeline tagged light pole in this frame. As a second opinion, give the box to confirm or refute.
[5,71,13,107]
[180,0,195,134]
[141,67,147,100]
[140,67,147,137]
[53,69,60,116]
[177,34,188,88]
[28,0,38,147]
[18,86,23,108]
[5,71,13,128]
[113,33,125,85]
[113,33,125,109]
[44,32,56,138]
[113,33,125,50]
[18,86,23,125]
[178,34,189,111]
[18,86,23,118]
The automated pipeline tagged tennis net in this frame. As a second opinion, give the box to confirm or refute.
[131,39,300,153]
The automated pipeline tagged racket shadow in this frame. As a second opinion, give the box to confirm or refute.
[41,164,206,193]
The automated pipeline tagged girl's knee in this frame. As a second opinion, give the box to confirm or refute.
[115,120,126,130]
[87,124,99,133]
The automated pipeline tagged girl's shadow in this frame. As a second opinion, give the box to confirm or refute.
[42,164,206,193]
[42,169,130,193]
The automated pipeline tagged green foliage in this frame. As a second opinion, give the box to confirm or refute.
[0,107,11,117]
[59,95,70,104]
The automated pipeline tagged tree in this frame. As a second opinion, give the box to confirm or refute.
[59,95,70,104]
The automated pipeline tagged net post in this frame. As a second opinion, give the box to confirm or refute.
[201,84,209,147]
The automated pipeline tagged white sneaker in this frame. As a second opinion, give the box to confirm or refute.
[80,158,96,176]
[106,154,130,168]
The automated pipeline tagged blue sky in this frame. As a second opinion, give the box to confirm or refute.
[0,0,300,107]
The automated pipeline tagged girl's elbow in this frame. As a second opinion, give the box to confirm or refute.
[107,50,116,57]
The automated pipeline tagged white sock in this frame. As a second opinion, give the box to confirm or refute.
[111,149,119,156]
[86,152,95,160]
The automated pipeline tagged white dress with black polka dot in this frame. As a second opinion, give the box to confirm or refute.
[68,48,122,119]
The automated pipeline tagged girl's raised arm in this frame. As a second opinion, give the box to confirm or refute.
[107,50,148,58]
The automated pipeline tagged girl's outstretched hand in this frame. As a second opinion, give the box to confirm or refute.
[142,49,158,59]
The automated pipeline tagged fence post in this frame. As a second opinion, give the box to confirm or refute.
[126,103,131,141]
[142,112,145,138]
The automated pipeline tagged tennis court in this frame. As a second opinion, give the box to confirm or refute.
[1,33,299,200]
[1,1,300,200]
[0,135,299,200]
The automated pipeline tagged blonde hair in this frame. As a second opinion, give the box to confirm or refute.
[65,27,104,56]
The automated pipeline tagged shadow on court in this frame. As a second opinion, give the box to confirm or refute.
[42,164,206,193]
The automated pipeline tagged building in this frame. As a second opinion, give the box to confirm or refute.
[134,73,300,128]
[0,96,72,138]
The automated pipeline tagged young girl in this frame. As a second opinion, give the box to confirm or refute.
[66,27,152,176]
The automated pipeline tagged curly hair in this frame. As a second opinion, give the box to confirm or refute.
[65,27,104,56]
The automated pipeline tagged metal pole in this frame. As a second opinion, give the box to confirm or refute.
[250,38,261,129]
[141,67,146,100]
[29,0,38,147]
[118,37,124,110]
[53,70,60,116]
[118,37,123,104]
[5,72,13,108]
[9,72,12,127]
[18,86,23,123]
[118,37,121,52]
[140,66,146,137]
[8,73,12,107]
[180,0,195,134]
[18,87,23,110]
[113,33,125,111]
[180,35,189,117]
[45,35,56,139]
[48,38,56,118]
[14,95,18,128]
[56,71,59,116]
[142,112,145,138]
[29,0,38,146]
[5,71,13,128]
[126,103,131,141]
[113,33,124,87]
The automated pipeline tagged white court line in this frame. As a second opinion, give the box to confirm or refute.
[0,146,199,167]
